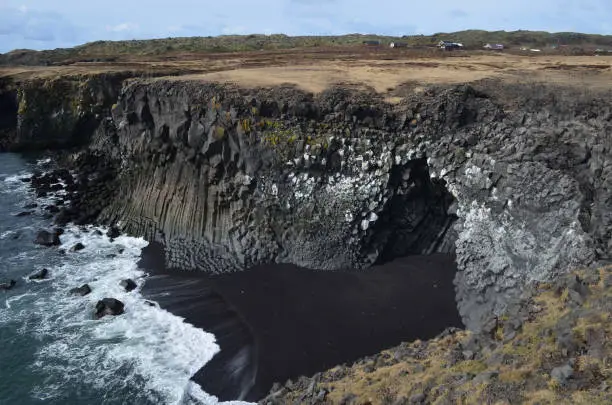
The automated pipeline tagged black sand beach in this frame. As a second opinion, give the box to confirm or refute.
[139,244,462,401]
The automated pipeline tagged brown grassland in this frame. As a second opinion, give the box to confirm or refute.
[2,47,612,96]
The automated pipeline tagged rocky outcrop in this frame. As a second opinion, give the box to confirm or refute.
[70,284,92,296]
[261,266,612,405]
[0,74,128,151]
[34,230,61,246]
[75,80,608,329]
[119,279,137,292]
[0,280,16,290]
[3,76,611,330]
[94,298,125,319]
[28,268,49,280]
[0,78,17,149]
[86,82,459,275]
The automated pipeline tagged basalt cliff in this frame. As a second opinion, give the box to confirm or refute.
[0,75,610,333]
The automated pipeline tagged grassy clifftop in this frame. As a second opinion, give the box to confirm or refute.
[263,266,612,404]
[3,30,612,66]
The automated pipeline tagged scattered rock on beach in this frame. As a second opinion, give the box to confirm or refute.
[120,279,137,292]
[70,284,92,296]
[95,298,125,319]
[28,268,49,280]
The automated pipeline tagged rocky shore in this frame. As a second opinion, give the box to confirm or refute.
[262,266,612,404]
[1,71,612,401]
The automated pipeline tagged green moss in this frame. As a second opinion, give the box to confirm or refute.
[214,126,226,139]
[240,119,251,134]
[450,360,487,375]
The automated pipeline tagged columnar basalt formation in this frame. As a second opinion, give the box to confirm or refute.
[1,76,610,330]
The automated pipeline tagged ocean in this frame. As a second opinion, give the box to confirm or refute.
[0,153,250,405]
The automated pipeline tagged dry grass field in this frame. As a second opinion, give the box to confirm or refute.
[2,47,611,94]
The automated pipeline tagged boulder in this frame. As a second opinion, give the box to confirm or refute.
[0,280,16,290]
[23,203,37,209]
[70,243,86,252]
[106,226,121,239]
[119,279,137,292]
[34,230,61,246]
[70,284,92,296]
[551,364,574,385]
[94,298,125,319]
[28,268,49,280]
[93,229,103,236]
[15,211,33,217]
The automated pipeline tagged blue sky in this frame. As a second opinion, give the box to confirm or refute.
[1,0,611,53]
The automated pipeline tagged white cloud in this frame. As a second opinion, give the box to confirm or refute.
[221,26,248,35]
[106,22,139,32]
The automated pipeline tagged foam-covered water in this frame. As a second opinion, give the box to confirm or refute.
[0,153,251,405]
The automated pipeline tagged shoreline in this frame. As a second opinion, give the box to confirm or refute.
[139,242,462,401]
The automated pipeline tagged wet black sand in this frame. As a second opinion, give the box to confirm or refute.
[139,244,462,402]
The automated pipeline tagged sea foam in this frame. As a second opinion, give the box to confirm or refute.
[1,164,253,404]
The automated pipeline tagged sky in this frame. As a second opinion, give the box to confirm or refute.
[1,0,612,53]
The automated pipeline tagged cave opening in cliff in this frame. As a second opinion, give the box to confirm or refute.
[374,157,458,264]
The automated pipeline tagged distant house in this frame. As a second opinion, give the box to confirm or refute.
[390,41,408,48]
[363,40,381,46]
[483,43,504,50]
[439,41,463,50]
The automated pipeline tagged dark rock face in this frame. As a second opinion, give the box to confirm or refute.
[70,284,92,296]
[119,279,137,292]
[28,268,48,280]
[106,226,121,239]
[0,81,17,151]
[94,298,125,319]
[7,79,611,330]
[34,230,61,246]
[4,75,128,151]
[0,280,16,290]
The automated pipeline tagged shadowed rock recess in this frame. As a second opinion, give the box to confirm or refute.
[1,76,610,333]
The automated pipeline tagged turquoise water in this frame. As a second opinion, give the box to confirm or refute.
[0,153,248,405]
